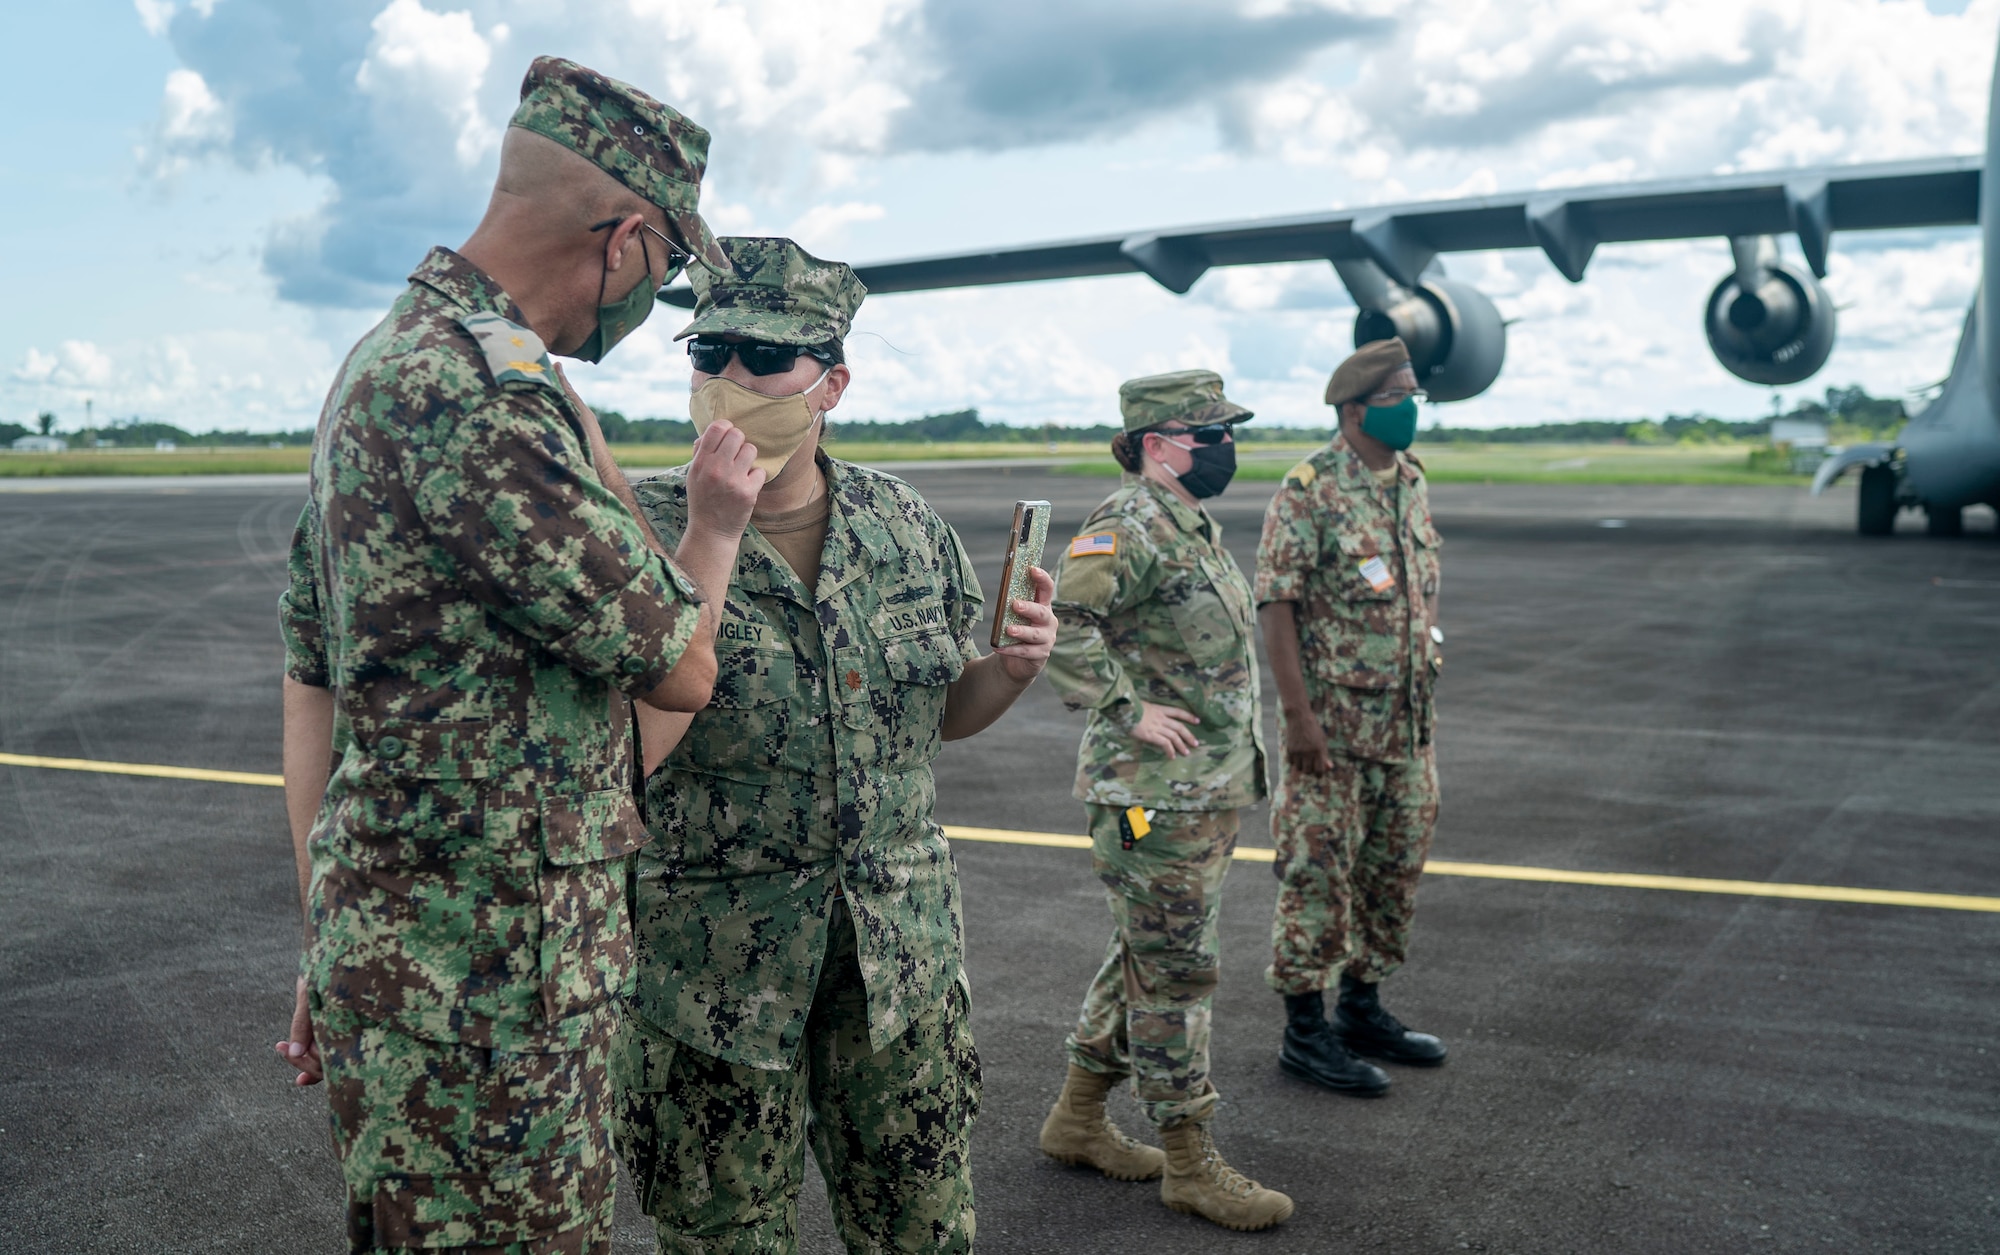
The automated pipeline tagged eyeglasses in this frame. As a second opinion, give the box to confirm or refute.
[589,216,689,293]
[1152,424,1235,446]
[1363,388,1428,407]
[686,338,836,376]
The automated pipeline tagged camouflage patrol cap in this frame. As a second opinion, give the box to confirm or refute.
[674,237,867,346]
[509,57,731,274]
[1117,369,1254,434]
[1325,336,1414,406]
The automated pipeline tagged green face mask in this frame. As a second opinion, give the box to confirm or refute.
[1360,395,1419,451]
[571,229,664,364]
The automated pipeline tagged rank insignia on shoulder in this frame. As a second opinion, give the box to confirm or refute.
[1285,461,1317,488]
[460,311,556,390]
[1069,532,1118,558]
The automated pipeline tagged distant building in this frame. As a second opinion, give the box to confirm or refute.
[11,435,68,453]
[154,439,177,452]
[1770,417,1830,474]
[1770,417,1829,450]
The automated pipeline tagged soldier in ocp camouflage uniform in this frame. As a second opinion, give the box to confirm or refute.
[274,58,762,1255]
[1038,371,1293,1233]
[1258,337,1450,1101]
[613,238,1058,1254]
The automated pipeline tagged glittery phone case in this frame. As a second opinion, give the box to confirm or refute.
[990,500,1051,649]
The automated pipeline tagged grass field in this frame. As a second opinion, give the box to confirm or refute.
[0,439,1818,485]
[0,441,1105,477]
[1056,442,1815,485]
[609,439,1111,469]
[0,448,315,476]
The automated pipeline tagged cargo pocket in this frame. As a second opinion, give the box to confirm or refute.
[607,1016,685,1219]
[945,976,982,1138]
[538,788,650,1024]
[370,1154,612,1250]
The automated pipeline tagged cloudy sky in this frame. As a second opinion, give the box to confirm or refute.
[5,0,1995,432]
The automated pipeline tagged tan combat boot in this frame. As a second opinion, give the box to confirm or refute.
[1038,1065,1167,1181]
[1159,1118,1294,1231]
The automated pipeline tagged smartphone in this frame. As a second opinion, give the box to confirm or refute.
[991,499,1051,649]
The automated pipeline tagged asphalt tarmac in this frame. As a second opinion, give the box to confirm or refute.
[2,467,1996,1254]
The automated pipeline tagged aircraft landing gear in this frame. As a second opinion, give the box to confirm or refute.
[1926,503,1964,537]
[1857,463,1898,536]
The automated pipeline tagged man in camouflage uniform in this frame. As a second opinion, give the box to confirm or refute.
[1257,336,1450,1100]
[613,238,1058,1254]
[1040,371,1293,1233]
[274,59,763,1254]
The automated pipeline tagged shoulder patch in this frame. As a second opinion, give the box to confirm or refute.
[459,311,556,391]
[1069,532,1118,558]
[1285,460,1318,488]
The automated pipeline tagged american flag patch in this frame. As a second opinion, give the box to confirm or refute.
[1069,532,1118,558]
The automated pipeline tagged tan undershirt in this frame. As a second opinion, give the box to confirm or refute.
[1371,464,1399,488]
[750,483,832,594]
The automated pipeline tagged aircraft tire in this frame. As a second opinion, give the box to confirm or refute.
[1857,464,1898,536]
[1925,504,1964,537]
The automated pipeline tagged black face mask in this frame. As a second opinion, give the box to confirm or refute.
[1174,441,1237,499]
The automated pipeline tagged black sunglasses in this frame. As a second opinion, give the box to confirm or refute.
[687,338,835,376]
[1153,424,1235,446]
[589,216,688,292]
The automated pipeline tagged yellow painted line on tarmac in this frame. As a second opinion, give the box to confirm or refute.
[2,753,1993,914]
[940,826,2000,915]
[0,750,285,788]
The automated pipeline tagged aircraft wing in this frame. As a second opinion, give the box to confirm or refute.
[660,154,1979,305]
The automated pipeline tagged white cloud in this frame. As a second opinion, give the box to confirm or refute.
[160,69,227,145]
[134,0,175,37]
[13,348,58,385]
[114,0,2000,429]
[785,202,888,252]
[354,0,498,169]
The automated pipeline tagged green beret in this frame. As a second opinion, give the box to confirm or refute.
[1117,369,1253,434]
[1325,337,1414,406]
[675,238,867,347]
[508,56,730,274]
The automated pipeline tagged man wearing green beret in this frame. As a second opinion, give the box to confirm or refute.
[615,237,1058,1253]
[1038,370,1293,1232]
[274,57,761,1253]
[1256,336,1450,1100]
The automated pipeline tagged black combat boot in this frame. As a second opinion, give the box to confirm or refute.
[1333,973,1448,1066]
[1278,991,1390,1096]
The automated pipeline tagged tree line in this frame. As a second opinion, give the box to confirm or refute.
[4,384,1912,449]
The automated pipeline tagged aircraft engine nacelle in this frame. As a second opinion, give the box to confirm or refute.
[1353,278,1507,403]
[1703,245,1836,386]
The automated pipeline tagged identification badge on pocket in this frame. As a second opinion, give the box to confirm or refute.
[1358,556,1395,593]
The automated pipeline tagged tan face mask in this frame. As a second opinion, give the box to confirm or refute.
[687,369,829,477]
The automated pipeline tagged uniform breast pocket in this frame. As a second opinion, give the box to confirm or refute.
[1167,570,1239,667]
[849,628,963,766]
[683,642,796,776]
[1335,539,1398,603]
